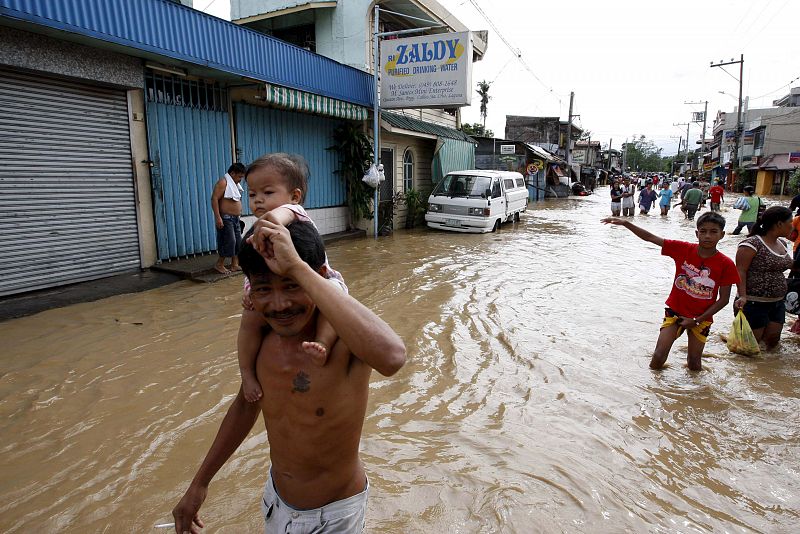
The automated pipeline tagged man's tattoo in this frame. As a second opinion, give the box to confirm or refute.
[292,370,310,393]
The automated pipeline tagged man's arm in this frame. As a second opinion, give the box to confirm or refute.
[601,217,664,247]
[257,221,406,376]
[172,389,260,534]
[211,179,226,229]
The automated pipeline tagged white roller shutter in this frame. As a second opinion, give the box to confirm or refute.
[0,67,140,296]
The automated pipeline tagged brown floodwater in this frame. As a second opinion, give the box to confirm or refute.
[1,189,798,533]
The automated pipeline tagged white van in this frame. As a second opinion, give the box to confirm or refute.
[425,170,528,233]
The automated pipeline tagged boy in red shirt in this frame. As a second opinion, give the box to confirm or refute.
[708,180,725,212]
[602,212,741,371]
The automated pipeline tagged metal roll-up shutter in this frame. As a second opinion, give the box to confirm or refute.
[0,67,140,296]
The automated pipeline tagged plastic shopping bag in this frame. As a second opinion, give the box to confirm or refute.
[726,310,760,357]
[361,163,385,188]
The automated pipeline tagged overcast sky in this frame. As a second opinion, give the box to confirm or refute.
[201,0,799,156]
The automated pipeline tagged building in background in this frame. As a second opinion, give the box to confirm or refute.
[231,0,488,230]
[0,0,372,296]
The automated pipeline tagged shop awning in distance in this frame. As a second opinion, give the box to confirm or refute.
[263,83,368,120]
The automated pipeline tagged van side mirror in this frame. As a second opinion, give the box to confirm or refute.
[484,188,491,198]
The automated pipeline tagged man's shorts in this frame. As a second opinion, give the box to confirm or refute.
[741,300,785,330]
[216,214,242,257]
[261,471,369,534]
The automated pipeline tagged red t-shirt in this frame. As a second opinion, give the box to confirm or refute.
[708,185,724,203]
[661,240,739,319]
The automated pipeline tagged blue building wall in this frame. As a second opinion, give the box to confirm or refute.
[234,103,346,211]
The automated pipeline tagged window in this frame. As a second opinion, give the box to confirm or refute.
[403,149,414,192]
[504,179,515,190]
[491,180,501,198]
[515,178,525,188]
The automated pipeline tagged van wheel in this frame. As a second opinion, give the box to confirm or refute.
[492,219,501,232]
[514,212,520,222]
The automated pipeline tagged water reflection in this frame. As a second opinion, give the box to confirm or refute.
[0,190,798,532]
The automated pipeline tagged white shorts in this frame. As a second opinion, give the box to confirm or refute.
[261,471,369,534]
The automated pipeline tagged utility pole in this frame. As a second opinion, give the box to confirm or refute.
[607,138,613,171]
[566,91,574,167]
[685,100,709,176]
[673,122,689,175]
[710,54,744,186]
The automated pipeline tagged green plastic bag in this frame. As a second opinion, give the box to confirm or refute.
[727,310,760,357]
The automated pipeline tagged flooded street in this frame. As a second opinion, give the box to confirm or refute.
[1,189,799,533]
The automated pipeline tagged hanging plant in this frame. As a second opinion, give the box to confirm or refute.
[329,123,375,225]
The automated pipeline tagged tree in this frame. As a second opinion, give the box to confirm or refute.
[622,135,664,172]
[477,80,491,128]
[460,123,494,138]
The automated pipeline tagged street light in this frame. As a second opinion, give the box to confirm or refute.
[718,90,737,100]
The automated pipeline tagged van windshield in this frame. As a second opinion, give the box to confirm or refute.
[431,174,492,198]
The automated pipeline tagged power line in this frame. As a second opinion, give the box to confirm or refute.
[200,0,221,12]
[466,0,561,107]
[743,0,790,50]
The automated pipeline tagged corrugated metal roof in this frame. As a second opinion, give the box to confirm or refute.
[382,111,474,142]
[0,0,373,107]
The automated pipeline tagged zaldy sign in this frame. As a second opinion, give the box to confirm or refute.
[380,31,473,109]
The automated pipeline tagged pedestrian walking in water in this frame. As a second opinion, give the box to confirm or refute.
[733,206,795,350]
[210,163,247,274]
[638,181,658,215]
[657,181,674,216]
[732,186,761,235]
[708,180,725,212]
[621,177,636,217]
[676,182,703,221]
[601,212,740,371]
[172,221,406,534]
[610,180,623,216]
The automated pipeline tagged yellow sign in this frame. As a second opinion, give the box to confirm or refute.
[527,159,544,174]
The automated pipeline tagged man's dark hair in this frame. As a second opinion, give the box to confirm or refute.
[239,221,326,279]
[743,185,755,194]
[696,211,725,230]
[227,162,247,175]
[245,153,309,202]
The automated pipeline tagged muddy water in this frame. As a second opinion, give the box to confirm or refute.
[1,190,799,533]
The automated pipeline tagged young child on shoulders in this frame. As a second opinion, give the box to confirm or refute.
[601,212,742,371]
[238,153,345,402]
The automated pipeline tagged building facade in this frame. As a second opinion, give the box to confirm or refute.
[0,0,373,296]
[230,0,487,229]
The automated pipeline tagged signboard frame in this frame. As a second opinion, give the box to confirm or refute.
[380,31,473,109]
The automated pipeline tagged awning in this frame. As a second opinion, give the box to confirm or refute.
[263,83,369,120]
[432,138,476,183]
[759,153,800,171]
[381,112,474,142]
[525,143,555,162]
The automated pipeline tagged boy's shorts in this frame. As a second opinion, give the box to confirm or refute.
[661,308,712,343]
[741,300,785,330]
[261,470,368,534]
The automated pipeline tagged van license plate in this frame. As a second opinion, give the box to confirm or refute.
[445,218,460,227]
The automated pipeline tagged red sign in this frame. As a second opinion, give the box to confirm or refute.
[789,152,800,163]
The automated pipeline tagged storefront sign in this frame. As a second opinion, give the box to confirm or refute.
[380,31,473,109]
[500,144,515,155]
[789,152,800,163]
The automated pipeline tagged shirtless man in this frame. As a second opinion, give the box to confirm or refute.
[172,220,406,534]
[211,163,247,274]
